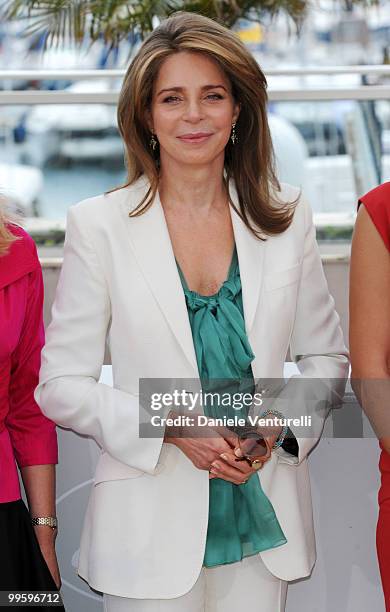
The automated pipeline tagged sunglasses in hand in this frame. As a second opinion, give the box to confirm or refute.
[235,426,272,470]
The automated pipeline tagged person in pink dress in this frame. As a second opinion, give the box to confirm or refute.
[0,202,64,609]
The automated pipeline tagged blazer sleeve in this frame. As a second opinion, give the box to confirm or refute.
[35,205,165,475]
[271,192,350,466]
[6,258,58,467]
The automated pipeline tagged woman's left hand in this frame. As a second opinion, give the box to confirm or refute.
[207,424,282,484]
[34,529,62,590]
[208,448,258,484]
[40,542,62,590]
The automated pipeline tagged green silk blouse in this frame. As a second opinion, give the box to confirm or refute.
[176,246,287,568]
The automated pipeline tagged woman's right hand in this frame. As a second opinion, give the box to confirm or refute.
[163,411,263,485]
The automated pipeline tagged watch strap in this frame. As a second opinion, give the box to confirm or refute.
[31,516,58,530]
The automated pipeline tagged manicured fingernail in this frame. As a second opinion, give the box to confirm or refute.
[234,448,243,457]
[220,453,229,460]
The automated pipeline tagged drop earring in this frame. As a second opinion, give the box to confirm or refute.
[150,131,157,151]
[231,123,237,145]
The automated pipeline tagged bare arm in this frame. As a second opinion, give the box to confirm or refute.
[349,204,390,453]
[6,259,61,589]
[20,465,61,588]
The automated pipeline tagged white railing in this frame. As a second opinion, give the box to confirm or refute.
[0,87,390,103]
[0,66,390,103]
[1,65,390,80]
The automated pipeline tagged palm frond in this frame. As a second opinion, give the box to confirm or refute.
[0,0,380,50]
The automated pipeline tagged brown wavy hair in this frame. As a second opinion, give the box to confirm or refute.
[0,198,20,257]
[115,11,297,239]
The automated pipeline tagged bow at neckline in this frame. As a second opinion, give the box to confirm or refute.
[176,249,255,381]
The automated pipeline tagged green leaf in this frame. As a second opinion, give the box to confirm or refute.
[0,0,379,50]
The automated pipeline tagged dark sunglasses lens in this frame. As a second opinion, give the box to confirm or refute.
[238,431,267,457]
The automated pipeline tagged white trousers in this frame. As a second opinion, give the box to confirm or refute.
[102,554,288,612]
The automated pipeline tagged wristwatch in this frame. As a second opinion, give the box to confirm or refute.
[31,516,58,530]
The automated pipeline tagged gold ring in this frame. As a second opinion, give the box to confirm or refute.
[249,459,262,470]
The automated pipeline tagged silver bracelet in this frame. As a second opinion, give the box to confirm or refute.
[260,409,288,449]
[31,516,58,530]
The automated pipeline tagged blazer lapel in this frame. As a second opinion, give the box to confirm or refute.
[120,175,265,372]
[228,178,266,335]
[121,178,199,374]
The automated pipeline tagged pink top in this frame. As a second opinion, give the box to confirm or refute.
[0,224,58,503]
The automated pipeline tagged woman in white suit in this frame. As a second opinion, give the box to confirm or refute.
[36,11,349,612]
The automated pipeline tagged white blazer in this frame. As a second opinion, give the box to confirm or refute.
[36,175,349,599]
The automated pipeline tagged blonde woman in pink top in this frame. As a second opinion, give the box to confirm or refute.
[0,203,64,609]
